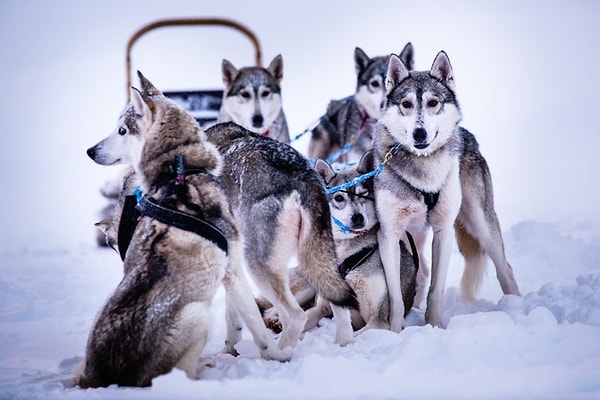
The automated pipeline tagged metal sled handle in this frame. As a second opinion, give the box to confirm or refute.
[125,17,263,101]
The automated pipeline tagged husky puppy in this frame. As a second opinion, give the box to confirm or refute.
[217,55,290,143]
[373,50,521,331]
[80,72,288,388]
[308,43,414,163]
[204,122,358,348]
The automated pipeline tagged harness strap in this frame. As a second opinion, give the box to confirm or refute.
[117,194,142,261]
[338,244,378,278]
[136,196,229,255]
[419,190,440,211]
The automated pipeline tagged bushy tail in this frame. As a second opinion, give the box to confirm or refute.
[297,207,358,310]
[455,222,487,303]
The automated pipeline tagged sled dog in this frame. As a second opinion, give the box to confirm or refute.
[373,50,521,331]
[79,72,288,388]
[217,55,290,143]
[258,151,418,334]
[307,43,414,163]
[205,122,358,348]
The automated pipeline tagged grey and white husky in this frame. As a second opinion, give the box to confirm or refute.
[217,55,290,143]
[373,50,521,331]
[204,122,358,349]
[80,72,288,388]
[307,43,414,163]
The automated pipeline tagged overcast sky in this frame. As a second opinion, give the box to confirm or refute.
[1,0,599,245]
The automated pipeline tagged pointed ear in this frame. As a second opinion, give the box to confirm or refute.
[221,59,238,90]
[430,50,455,91]
[357,149,374,175]
[354,47,370,76]
[385,54,410,95]
[314,159,337,186]
[94,219,110,235]
[398,42,414,71]
[137,70,162,97]
[267,54,283,84]
[130,87,149,116]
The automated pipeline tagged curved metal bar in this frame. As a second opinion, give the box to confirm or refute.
[125,17,262,100]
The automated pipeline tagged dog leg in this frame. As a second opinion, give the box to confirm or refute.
[425,227,454,327]
[330,303,354,346]
[411,230,431,310]
[174,302,211,380]
[304,296,332,330]
[378,228,405,332]
[223,242,291,361]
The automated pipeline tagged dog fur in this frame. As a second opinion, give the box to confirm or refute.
[217,55,290,143]
[307,43,414,163]
[373,50,520,331]
[204,122,358,348]
[80,72,288,388]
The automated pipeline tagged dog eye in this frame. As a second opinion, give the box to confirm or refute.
[334,194,345,203]
[118,127,127,136]
[240,91,251,99]
[427,99,439,108]
[401,100,413,109]
[370,80,380,88]
[261,90,271,98]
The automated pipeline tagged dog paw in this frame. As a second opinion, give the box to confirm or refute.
[263,317,283,333]
[221,344,240,357]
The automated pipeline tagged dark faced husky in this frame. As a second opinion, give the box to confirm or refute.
[256,151,418,334]
[80,72,288,388]
[217,55,290,143]
[373,50,521,331]
[204,122,358,348]
[307,43,414,163]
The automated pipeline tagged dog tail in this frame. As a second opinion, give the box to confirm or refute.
[297,200,358,310]
[455,221,487,303]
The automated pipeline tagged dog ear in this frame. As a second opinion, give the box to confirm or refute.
[221,59,238,91]
[354,47,370,76]
[398,42,414,71]
[430,51,455,91]
[130,87,150,117]
[357,149,374,175]
[137,70,162,97]
[385,54,410,95]
[314,159,337,186]
[267,54,283,84]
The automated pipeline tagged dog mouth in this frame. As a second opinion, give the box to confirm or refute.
[414,143,430,150]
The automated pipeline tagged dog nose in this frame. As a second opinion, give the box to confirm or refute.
[87,147,96,160]
[252,114,264,128]
[351,213,364,228]
[412,127,427,144]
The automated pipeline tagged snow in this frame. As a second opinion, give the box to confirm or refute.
[1,1,600,399]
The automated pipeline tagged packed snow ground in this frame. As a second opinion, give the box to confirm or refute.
[1,219,599,400]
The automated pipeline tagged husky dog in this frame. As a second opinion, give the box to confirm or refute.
[204,122,358,348]
[80,72,288,388]
[307,43,414,163]
[217,55,290,143]
[373,50,521,331]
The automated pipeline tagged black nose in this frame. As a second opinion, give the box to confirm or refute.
[87,147,96,160]
[413,127,427,143]
[351,213,364,228]
[252,114,264,128]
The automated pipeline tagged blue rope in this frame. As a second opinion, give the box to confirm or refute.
[133,187,143,203]
[325,163,383,195]
[325,143,352,164]
[331,216,351,234]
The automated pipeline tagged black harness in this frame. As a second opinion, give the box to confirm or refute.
[419,190,439,211]
[115,155,228,261]
[337,232,420,278]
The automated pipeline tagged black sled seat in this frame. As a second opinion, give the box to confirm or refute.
[163,89,223,127]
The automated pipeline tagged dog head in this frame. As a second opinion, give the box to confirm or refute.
[380,50,462,156]
[86,71,161,169]
[220,55,284,135]
[315,151,378,240]
[354,43,414,120]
